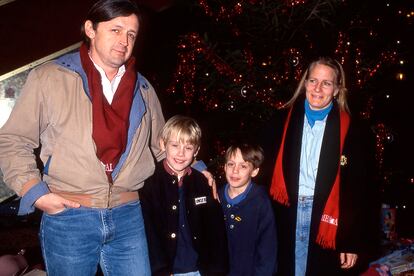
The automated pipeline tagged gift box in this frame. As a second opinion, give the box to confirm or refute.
[370,247,414,275]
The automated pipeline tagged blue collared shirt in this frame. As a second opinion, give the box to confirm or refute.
[298,115,327,196]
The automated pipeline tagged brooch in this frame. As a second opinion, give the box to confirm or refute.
[340,155,348,166]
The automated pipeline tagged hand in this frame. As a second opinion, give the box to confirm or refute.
[34,193,80,215]
[201,170,218,200]
[340,252,358,269]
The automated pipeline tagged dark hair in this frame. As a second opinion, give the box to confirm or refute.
[225,143,264,169]
[81,0,141,45]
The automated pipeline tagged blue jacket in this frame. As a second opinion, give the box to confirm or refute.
[219,183,278,276]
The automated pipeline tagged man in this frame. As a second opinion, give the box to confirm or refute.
[0,0,162,274]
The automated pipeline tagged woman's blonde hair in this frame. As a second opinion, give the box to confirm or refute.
[282,57,349,113]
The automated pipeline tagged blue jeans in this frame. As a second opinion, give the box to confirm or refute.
[39,201,150,276]
[295,196,313,276]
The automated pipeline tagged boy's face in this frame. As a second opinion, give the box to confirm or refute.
[161,132,199,177]
[224,149,259,191]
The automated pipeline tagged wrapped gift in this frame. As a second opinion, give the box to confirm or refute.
[371,248,414,275]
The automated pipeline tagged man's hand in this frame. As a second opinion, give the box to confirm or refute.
[34,193,80,215]
[201,170,218,200]
[340,252,358,269]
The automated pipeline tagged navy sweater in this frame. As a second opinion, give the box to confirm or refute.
[219,183,278,276]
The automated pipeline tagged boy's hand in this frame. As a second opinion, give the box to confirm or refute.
[201,170,218,200]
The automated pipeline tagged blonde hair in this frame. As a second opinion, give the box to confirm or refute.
[282,57,350,113]
[160,115,202,147]
[225,143,264,169]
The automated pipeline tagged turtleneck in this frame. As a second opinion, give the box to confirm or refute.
[304,99,333,128]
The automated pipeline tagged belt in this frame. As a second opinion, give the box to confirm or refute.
[50,188,139,208]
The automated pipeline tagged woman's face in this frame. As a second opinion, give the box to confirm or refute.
[305,64,338,110]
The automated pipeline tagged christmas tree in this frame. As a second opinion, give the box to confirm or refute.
[140,0,414,236]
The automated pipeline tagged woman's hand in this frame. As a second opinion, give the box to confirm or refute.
[340,252,358,269]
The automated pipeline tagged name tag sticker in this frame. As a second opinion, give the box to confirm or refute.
[194,196,207,205]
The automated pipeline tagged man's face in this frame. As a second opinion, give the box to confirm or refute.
[84,14,139,74]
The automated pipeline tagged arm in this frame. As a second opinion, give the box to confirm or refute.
[144,78,165,162]
[254,195,278,275]
[0,67,79,215]
[138,175,169,273]
[203,181,228,274]
[193,160,218,200]
[337,120,377,268]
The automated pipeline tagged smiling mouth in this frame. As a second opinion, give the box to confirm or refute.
[311,94,323,99]
[174,159,186,164]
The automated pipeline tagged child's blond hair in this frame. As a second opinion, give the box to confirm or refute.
[160,115,202,147]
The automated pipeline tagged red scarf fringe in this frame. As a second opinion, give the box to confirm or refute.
[270,107,350,250]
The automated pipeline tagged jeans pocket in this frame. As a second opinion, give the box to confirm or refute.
[44,207,72,217]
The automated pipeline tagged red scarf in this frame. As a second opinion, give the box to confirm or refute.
[270,107,350,249]
[80,43,136,183]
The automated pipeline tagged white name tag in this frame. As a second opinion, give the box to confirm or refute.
[194,196,207,205]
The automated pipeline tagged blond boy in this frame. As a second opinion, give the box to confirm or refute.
[139,115,228,275]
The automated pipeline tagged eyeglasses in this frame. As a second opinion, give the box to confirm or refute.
[306,78,335,90]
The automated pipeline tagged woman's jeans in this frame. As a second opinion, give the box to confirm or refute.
[39,200,150,276]
[295,196,314,276]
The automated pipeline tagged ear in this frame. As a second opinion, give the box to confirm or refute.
[194,147,200,158]
[334,87,340,98]
[84,20,96,39]
[159,139,166,152]
[251,167,260,178]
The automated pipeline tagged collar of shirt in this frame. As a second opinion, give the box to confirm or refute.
[304,99,332,128]
[89,55,126,105]
[162,159,192,187]
[224,181,253,206]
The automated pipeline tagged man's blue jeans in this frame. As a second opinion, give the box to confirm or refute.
[39,200,150,276]
[295,196,313,276]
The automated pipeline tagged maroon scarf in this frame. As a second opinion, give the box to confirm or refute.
[270,107,350,249]
[80,43,136,183]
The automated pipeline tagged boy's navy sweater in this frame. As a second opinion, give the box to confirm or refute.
[139,160,228,276]
[219,183,278,276]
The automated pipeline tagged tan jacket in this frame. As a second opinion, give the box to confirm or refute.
[0,54,165,208]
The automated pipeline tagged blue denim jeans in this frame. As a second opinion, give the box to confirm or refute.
[39,201,150,276]
[295,196,313,276]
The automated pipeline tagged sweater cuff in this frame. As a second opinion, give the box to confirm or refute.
[18,181,50,215]
[192,160,207,172]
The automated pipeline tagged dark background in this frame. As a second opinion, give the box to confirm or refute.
[0,0,413,271]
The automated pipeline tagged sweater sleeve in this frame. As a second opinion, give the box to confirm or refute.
[139,174,170,273]
[336,119,378,256]
[254,193,278,275]
[201,177,229,274]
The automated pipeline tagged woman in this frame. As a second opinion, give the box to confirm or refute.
[267,57,375,275]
